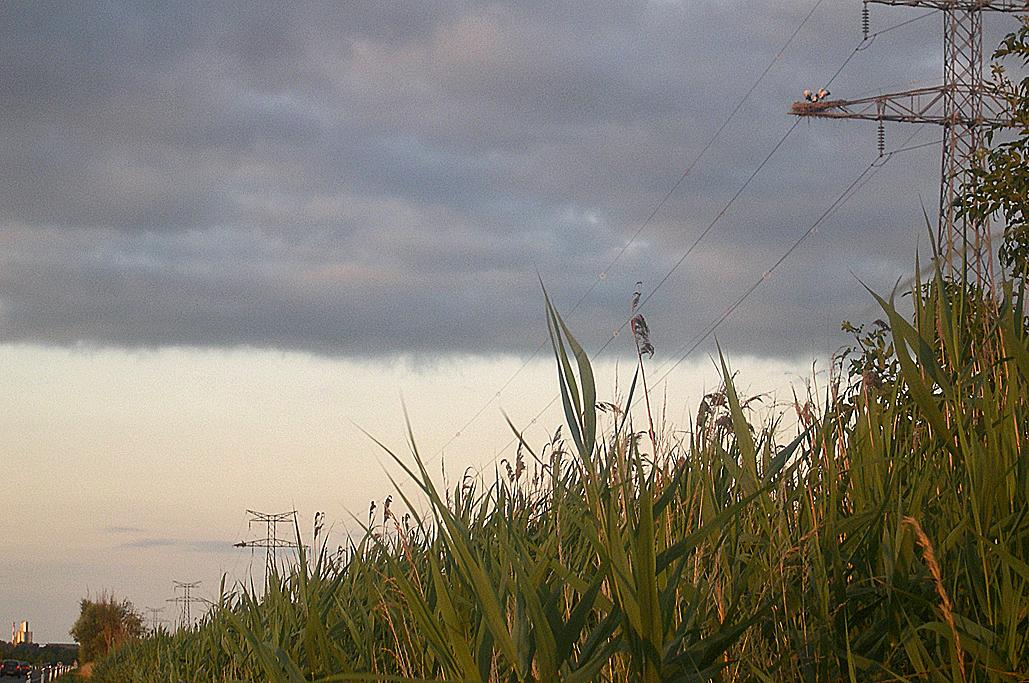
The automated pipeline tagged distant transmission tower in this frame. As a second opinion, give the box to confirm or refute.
[143,606,167,633]
[166,581,204,631]
[234,509,302,587]
[792,0,1024,283]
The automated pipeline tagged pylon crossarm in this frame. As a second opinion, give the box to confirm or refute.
[237,538,305,549]
[796,0,1022,284]
[867,0,1027,11]
[791,85,1011,125]
[245,509,294,522]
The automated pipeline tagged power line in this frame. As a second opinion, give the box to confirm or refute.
[423,102,799,475]
[647,133,940,392]
[379,9,945,491]
[480,132,939,469]
[821,10,935,86]
[482,12,949,454]
[576,0,831,307]
[628,11,939,326]
[425,0,835,465]
[634,116,802,315]
[868,10,936,38]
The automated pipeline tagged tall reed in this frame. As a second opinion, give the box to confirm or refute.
[88,261,1028,682]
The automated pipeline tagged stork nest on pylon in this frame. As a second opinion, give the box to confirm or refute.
[791,99,844,114]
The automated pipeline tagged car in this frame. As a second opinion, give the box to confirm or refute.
[0,660,31,677]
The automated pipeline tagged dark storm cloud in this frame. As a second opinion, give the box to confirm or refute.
[0,1,1005,358]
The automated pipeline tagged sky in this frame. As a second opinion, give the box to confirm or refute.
[0,0,1020,643]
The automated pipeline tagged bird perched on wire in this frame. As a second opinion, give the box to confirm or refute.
[817,88,830,101]
[803,89,814,102]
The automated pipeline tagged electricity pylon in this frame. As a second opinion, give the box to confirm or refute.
[166,581,204,631]
[234,509,302,588]
[143,606,167,633]
[791,0,1024,283]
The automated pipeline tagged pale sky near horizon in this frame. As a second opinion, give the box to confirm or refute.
[1,0,1019,643]
[5,345,819,642]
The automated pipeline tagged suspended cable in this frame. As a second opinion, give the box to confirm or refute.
[645,133,939,396]
[415,6,935,474]
[427,0,829,461]
[482,133,940,468]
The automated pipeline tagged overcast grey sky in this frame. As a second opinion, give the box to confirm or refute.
[2,0,1022,644]
[1,0,977,359]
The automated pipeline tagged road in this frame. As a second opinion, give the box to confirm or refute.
[1,667,74,682]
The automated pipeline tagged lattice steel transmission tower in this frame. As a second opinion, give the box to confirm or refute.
[167,581,204,631]
[143,606,167,633]
[791,0,1024,282]
[234,509,302,587]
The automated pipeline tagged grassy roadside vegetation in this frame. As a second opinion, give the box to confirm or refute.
[85,19,1029,683]
[84,257,1029,682]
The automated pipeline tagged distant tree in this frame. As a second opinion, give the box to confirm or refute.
[0,641,78,666]
[69,593,144,662]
